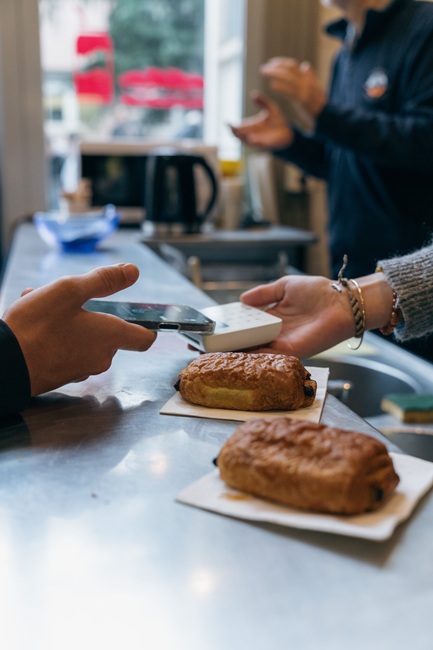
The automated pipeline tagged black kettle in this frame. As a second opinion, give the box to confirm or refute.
[144,148,218,233]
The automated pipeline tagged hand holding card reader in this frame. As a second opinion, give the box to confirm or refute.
[181,302,282,352]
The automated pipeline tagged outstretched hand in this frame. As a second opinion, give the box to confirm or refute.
[240,274,355,359]
[229,91,294,150]
[3,263,157,397]
[260,57,327,128]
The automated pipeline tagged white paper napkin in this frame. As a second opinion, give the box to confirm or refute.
[176,453,433,541]
[161,366,328,423]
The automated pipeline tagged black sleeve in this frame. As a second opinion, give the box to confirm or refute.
[0,319,31,417]
[272,127,329,180]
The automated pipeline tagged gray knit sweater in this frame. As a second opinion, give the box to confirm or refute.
[377,242,433,341]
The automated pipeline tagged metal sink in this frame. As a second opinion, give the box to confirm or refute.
[304,332,433,420]
[304,354,424,418]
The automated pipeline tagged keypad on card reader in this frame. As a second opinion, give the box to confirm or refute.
[179,302,282,353]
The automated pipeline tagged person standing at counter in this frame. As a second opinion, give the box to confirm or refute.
[231,0,433,279]
[0,263,156,418]
[231,0,433,360]
[241,241,433,361]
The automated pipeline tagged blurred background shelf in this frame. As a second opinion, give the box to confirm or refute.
[142,224,316,301]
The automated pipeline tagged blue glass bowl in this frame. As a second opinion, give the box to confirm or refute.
[33,205,120,253]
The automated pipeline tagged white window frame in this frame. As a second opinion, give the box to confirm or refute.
[204,0,246,160]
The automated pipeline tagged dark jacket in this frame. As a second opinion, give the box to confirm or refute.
[0,320,31,417]
[274,0,433,278]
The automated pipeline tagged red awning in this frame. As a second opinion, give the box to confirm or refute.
[118,67,204,109]
[74,33,204,110]
[118,67,203,90]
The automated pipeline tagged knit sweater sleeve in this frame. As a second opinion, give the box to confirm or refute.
[0,319,31,416]
[377,242,433,342]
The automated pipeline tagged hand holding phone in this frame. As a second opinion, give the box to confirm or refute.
[84,300,216,334]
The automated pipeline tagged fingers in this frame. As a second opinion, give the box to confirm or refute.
[265,57,299,67]
[99,316,157,352]
[230,114,265,135]
[15,264,141,311]
[260,57,300,85]
[240,279,284,308]
[229,124,245,139]
[260,58,312,92]
[260,57,298,74]
[119,323,157,352]
[229,92,274,132]
[69,263,141,305]
[83,309,158,352]
[250,91,273,110]
[230,124,267,148]
[87,263,140,298]
[243,345,278,354]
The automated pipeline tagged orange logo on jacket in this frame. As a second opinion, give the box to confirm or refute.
[364,69,389,99]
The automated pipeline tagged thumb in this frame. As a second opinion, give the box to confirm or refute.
[74,263,140,304]
[241,280,280,308]
[250,91,271,109]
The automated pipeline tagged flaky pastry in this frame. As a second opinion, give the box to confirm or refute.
[217,417,400,515]
[175,352,316,411]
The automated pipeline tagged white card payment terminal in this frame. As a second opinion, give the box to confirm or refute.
[180,302,282,353]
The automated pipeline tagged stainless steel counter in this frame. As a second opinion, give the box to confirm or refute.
[1,224,433,650]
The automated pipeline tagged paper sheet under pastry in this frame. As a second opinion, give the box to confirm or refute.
[176,453,433,542]
[160,366,328,423]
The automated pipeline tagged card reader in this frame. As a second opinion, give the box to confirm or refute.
[180,302,282,353]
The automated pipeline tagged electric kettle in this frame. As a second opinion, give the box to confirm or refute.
[144,148,218,233]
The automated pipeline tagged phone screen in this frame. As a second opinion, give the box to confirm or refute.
[84,300,216,334]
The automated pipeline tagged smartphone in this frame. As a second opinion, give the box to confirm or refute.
[84,300,216,334]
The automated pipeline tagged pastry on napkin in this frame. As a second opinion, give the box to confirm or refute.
[175,352,317,411]
[216,417,400,515]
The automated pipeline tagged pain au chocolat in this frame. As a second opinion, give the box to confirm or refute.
[175,352,317,411]
[217,417,400,515]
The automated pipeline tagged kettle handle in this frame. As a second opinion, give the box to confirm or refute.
[191,156,218,220]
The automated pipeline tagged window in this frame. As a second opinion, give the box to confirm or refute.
[39,0,245,207]
[0,0,259,254]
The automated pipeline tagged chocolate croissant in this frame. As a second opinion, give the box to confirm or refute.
[175,352,316,411]
[217,417,400,515]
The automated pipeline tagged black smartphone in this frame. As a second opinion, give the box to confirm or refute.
[84,300,216,334]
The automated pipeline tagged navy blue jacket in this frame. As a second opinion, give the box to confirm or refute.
[0,320,31,417]
[275,0,433,278]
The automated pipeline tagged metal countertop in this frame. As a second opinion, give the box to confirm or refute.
[0,224,432,650]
